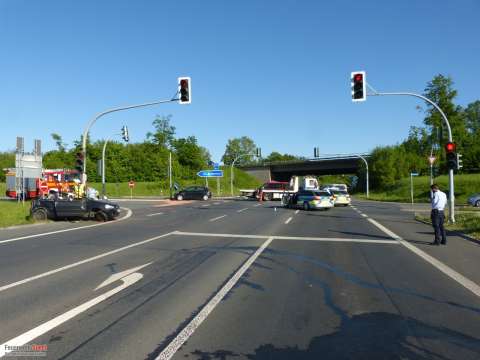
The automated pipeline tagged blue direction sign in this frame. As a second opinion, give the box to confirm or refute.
[197,170,223,178]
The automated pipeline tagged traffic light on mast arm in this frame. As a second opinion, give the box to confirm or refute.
[121,125,129,142]
[75,152,84,172]
[445,142,457,170]
[256,148,262,158]
[351,71,366,102]
[178,77,191,104]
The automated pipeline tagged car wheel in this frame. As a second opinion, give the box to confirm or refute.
[177,194,184,201]
[32,208,48,221]
[94,211,108,222]
[202,194,209,201]
[476,200,480,207]
[303,202,310,211]
[264,193,272,201]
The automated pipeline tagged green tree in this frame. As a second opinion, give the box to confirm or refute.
[51,133,67,152]
[147,115,175,148]
[264,152,301,162]
[221,136,257,165]
[172,136,208,175]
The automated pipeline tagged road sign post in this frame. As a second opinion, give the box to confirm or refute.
[410,172,419,216]
[197,170,224,178]
[428,156,436,186]
[128,180,135,199]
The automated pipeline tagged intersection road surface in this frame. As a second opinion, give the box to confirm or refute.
[0,199,479,359]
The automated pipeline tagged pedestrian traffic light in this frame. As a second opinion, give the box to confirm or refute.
[75,152,84,172]
[351,71,366,102]
[314,147,320,158]
[456,153,463,170]
[178,77,191,104]
[256,148,262,157]
[445,142,457,170]
[121,125,129,142]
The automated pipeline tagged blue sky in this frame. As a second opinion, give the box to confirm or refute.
[1,0,479,162]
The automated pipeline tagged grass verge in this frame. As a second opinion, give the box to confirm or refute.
[0,200,33,228]
[88,166,261,198]
[356,173,480,204]
[415,212,480,240]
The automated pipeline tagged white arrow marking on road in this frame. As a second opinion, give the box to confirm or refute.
[0,264,150,358]
[95,262,152,290]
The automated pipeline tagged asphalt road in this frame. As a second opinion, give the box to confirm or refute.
[0,198,479,359]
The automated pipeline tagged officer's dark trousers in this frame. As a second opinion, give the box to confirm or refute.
[431,209,447,244]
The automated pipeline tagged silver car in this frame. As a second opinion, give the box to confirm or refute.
[468,194,480,207]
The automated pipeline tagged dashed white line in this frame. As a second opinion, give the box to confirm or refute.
[294,210,300,215]
[146,212,164,217]
[213,202,221,205]
[285,217,293,224]
[254,204,262,207]
[201,204,210,207]
[209,215,227,222]
[155,237,274,360]
[237,208,249,213]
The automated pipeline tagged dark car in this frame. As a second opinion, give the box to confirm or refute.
[30,198,121,221]
[174,186,211,201]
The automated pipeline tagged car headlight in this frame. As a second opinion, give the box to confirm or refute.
[105,204,114,210]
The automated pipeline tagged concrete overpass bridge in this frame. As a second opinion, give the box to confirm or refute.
[239,154,370,182]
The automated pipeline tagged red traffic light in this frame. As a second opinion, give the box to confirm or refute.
[178,76,191,104]
[445,142,456,152]
[354,74,363,82]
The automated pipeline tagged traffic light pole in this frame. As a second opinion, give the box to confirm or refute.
[368,90,455,222]
[81,98,178,187]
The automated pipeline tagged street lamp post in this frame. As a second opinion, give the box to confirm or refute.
[230,153,257,197]
[369,90,455,223]
[81,98,177,186]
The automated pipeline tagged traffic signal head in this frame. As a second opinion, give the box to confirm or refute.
[121,125,129,142]
[256,148,262,158]
[351,71,366,102]
[445,142,456,153]
[178,77,191,104]
[314,147,319,158]
[445,142,457,170]
[456,153,463,170]
[75,152,84,172]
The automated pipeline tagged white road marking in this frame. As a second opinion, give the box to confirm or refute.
[355,207,480,298]
[285,217,293,224]
[209,215,227,222]
[237,208,249,213]
[95,262,152,290]
[156,237,274,360]
[254,203,262,207]
[201,204,210,207]
[172,231,399,244]
[213,202,221,205]
[0,208,133,246]
[0,270,146,358]
[0,231,175,293]
[146,212,164,217]
[360,213,368,218]
[295,210,300,215]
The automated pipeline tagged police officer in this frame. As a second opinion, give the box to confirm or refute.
[430,184,447,245]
